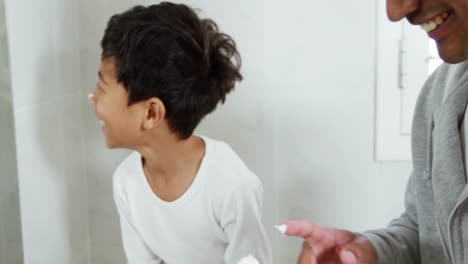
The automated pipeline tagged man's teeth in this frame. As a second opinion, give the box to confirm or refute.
[99,120,105,126]
[421,12,449,32]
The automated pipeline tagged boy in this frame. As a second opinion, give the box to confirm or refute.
[88,2,272,264]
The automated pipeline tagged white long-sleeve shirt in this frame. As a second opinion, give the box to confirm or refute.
[113,136,272,264]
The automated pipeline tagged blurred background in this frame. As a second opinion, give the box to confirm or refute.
[1,0,435,263]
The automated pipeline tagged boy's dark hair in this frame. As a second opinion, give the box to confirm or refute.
[101,2,242,139]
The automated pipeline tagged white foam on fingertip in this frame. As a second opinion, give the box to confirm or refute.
[238,255,259,264]
[274,224,287,235]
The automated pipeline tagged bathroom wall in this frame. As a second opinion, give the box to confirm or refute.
[4,0,413,263]
[79,0,412,263]
[261,2,411,261]
[5,0,90,263]
[0,0,23,262]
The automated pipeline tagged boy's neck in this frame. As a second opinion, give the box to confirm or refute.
[137,134,206,202]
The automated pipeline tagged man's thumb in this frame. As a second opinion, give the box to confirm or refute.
[339,235,377,264]
[339,249,357,264]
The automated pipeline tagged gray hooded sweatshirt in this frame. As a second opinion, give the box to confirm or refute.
[365,61,468,264]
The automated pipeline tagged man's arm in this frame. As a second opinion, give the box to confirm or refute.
[363,171,420,264]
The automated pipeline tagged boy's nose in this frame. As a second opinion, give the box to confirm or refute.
[88,93,96,104]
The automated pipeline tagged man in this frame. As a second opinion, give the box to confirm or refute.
[277,0,468,263]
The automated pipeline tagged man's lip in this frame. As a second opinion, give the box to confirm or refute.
[427,12,454,41]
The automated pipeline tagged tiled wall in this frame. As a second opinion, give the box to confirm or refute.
[5,0,90,263]
[0,0,23,262]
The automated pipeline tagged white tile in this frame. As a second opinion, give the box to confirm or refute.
[15,99,68,264]
[14,93,90,264]
[79,49,101,97]
[0,0,22,262]
[3,242,24,264]
[91,244,126,264]
[86,148,128,247]
[60,93,92,264]
[6,0,57,110]
[89,209,122,246]
[2,187,22,243]
[52,0,81,96]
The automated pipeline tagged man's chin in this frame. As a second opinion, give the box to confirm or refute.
[440,54,467,64]
[437,44,468,64]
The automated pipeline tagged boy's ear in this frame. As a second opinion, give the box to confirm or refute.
[142,97,166,130]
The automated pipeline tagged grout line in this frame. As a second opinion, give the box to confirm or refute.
[14,90,85,113]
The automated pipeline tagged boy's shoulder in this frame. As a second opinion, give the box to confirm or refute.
[112,151,141,188]
[202,136,261,193]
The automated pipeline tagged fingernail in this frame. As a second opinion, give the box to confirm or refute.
[274,224,287,235]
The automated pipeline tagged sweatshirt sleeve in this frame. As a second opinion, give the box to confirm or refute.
[113,175,163,264]
[363,171,420,264]
[220,177,272,264]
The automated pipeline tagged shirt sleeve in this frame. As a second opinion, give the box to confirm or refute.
[220,178,272,264]
[113,177,163,264]
[363,171,420,264]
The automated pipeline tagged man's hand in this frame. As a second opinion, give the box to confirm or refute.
[277,220,377,264]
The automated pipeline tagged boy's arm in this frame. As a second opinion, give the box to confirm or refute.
[113,181,163,264]
[220,178,272,264]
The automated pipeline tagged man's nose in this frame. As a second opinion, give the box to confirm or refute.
[386,0,419,22]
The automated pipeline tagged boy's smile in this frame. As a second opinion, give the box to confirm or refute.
[89,58,145,149]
